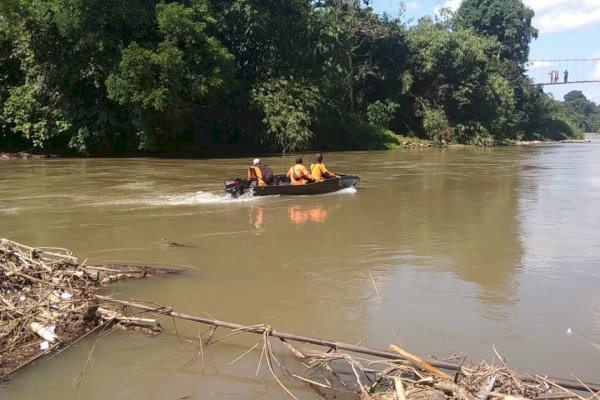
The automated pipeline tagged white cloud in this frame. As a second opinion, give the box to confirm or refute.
[405,1,422,11]
[440,0,461,11]
[527,60,557,69]
[583,84,600,103]
[430,0,600,34]
[590,60,600,81]
[433,0,461,16]
[523,0,569,14]
[524,0,600,34]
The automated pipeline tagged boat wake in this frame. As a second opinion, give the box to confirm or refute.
[0,207,20,216]
[326,187,357,195]
[106,191,259,206]
[96,186,355,207]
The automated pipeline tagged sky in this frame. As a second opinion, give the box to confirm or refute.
[370,0,600,103]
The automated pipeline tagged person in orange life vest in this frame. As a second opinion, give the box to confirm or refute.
[310,153,338,180]
[248,158,267,187]
[287,157,319,185]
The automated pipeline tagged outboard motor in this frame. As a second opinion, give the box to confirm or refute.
[224,177,248,198]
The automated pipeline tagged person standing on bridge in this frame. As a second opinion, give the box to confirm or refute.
[564,70,568,83]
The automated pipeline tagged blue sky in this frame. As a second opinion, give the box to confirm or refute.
[371,0,600,103]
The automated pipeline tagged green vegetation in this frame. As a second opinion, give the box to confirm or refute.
[0,0,593,155]
[562,91,600,134]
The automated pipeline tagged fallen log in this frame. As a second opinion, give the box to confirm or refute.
[95,295,600,394]
[84,264,182,285]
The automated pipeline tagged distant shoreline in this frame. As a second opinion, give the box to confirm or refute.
[515,139,592,145]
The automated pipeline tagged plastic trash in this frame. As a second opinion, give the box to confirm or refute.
[40,341,50,350]
[30,322,58,342]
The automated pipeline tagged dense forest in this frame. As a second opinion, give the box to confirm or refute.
[1,0,599,155]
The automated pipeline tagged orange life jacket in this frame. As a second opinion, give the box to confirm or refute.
[310,163,333,180]
[248,166,267,186]
[287,164,314,185]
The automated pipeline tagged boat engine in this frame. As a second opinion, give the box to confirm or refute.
[224,177,249,198]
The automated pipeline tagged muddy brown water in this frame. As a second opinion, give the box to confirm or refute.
[1,139,600,399]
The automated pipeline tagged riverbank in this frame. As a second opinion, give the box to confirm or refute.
[1,152,56,159]
[2,137,595,160]
[514,139,592,145]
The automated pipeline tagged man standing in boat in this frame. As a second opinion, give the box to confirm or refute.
[248,158,268,187]
[287,157,319,185]
[311,153,338,180]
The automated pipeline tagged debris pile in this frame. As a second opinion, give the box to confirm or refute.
[0,238,100,378]
[0,238,169,380]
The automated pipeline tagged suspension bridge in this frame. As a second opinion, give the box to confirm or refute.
[526,58,600,86]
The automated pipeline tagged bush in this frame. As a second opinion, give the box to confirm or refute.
[367,100,400,129]
[313,114,400,150]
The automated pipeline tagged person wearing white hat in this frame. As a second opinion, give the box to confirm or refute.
[248,158,267,186]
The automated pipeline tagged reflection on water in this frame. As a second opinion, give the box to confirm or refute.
[1,142,600,398]
[287,204,329,225]
[249,204,333,229]
[250,206,264,229]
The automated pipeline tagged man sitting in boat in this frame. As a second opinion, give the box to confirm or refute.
[287,157,320,185]
[248,158,268,187]
[311,153,338,180]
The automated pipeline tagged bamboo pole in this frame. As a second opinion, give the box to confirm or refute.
[389,344,450,380]
[95,295,600,393]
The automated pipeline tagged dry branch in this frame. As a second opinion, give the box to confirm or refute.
[94,295,600,399]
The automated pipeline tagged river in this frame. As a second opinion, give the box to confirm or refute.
[1,138,600,399]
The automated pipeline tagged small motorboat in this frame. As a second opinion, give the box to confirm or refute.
[224,174,360,197]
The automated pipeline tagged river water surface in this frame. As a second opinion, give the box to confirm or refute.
[1,138,600,399]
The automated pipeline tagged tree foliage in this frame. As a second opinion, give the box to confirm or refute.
[106,0,235,150]
[0,0,590,154]
[454,0,537,68]
[562,90,598,133]
[251,78,320,153]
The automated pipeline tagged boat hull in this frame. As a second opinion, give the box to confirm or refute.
[224,174,360,197]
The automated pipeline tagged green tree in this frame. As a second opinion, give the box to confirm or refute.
[107,1,235,150]
[251,78,320,153]
[454,0,539,139]
[454,0,537,69]
[562,90,596,132]
[0,22,24,147]
[590,107,600,133]
[404,18,515,144]
[1,0,158,153]
[367,100,399,129]
[522,88,581,141]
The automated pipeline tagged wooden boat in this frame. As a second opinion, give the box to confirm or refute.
[224,174,360,197]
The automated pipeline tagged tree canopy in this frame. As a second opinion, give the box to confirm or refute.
[0,0,589,155]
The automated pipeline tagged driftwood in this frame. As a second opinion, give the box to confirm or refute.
[95,295,600,399]
[160,238,192,247]
[0,238,99,379]
[389,344,450,380]
[0,238,177,380]
[96,307,161,335]
[84,264,181,285]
